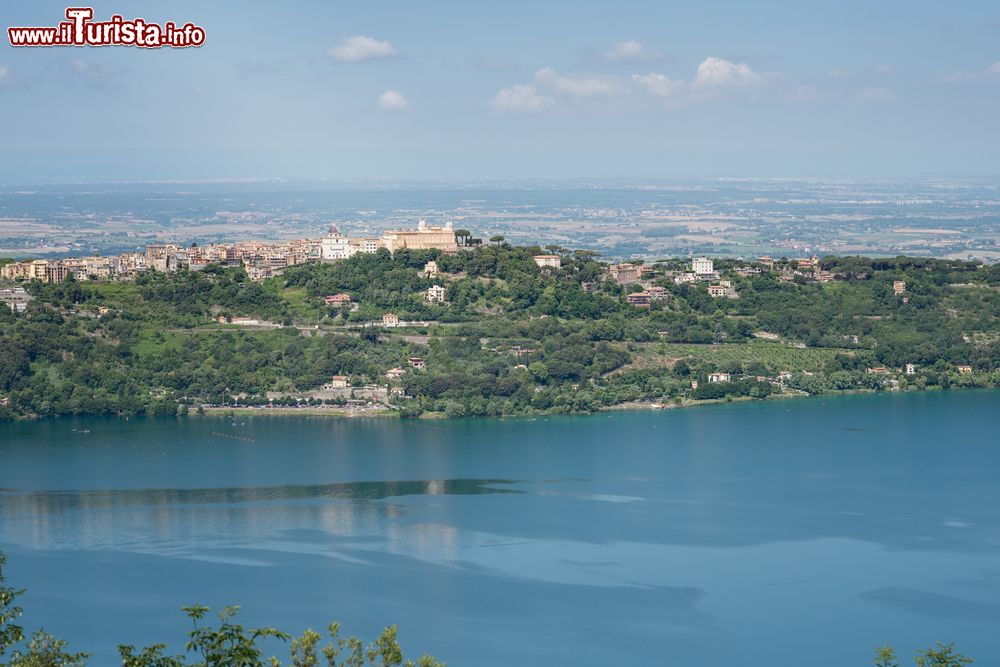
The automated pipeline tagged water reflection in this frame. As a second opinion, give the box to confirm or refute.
[0,478,518,553]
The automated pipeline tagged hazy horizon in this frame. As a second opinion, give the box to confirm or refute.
[2,175,1000,190]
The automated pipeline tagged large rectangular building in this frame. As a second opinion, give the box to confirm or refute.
[381,221,458,254]
[692,257,714,275]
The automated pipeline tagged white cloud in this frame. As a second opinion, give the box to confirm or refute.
[327,36,398,63]
[490,84,554,112]
[875,64,895,75]
[828,69,850,79]
[691,57,761,90]
[534,67,622,97]
[490,67,621,111]
[630,56,763,103]
[0,65,9,82]
[493,55,772,111]
[631,72,683,98]
[854,85,895,102]
[378,90,409,110]
[990,63,1000,75]
[603,40,661,63]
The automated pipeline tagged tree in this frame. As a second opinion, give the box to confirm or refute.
[1,553,24,658]
[181,605,289,667]
[453,230,471,247]
[489,235,505,246]
[119,643,185,667]
[9,631,89,667]
[873,646,899,667]
[915,643,973,667]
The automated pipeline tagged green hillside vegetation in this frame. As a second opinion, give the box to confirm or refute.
[1,244,999,420]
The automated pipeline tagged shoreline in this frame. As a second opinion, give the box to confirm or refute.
[199,386,920,419]
[4,386,991,424]
[111,386,963,420]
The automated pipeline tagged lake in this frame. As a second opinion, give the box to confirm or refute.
[1,391,999,666]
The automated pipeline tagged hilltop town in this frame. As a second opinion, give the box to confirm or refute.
[1,220,463,283]
[1,226,999,420]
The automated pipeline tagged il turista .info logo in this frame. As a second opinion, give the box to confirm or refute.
[8,7,206,48]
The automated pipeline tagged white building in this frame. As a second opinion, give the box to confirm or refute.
[321,225,353,261]
[350,238,383,255]
[674,272,697,285]
[427,285,446,303]
[382,221,458,254]
[692,257,714,275]
[0,287,31,314]
[533,254,562,269]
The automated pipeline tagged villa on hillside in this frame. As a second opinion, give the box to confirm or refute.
[426,285,446,303]
[626,292,651,307]
[324,293,353,306]
[692,257,714,276]
[533,254,562,269]
[609,263,642,285]
[326,376,350,389]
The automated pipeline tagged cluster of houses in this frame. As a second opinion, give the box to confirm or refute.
[689,370,796,390]
[868,362,974,377]
[277,352,438,406]
[602,255,916,309]
[0,221,461,284]
[606,257,739,307]
[694,359,980,391]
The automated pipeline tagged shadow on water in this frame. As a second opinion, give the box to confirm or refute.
[0,478,522,510]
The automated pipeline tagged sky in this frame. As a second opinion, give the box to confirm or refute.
[1,0,999,184]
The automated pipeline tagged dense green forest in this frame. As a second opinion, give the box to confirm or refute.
[1,244,998,420]
[0,552,975,666]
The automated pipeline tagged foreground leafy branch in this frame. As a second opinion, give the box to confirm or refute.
[1,553,443,667]
[874,643,974,667]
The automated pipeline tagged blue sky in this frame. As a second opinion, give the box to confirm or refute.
[1,0,999,183]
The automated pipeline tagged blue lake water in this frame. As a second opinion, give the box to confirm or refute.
[1,391,999,665]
